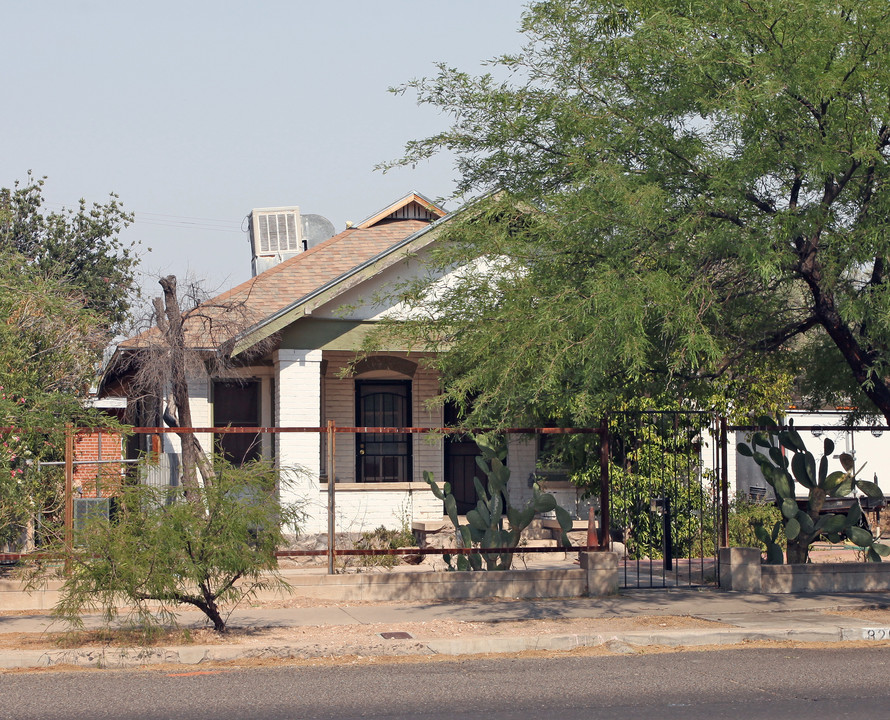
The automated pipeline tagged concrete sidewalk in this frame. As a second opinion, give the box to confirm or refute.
[2,588,890,670]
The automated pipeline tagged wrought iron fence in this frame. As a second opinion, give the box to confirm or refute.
[608,411,722,588]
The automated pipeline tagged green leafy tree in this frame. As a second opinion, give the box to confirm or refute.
[383,0,890,424]
[0,251,106,397]
[42,459,303,633]
[0,250,116,549]
[0,174,137,329]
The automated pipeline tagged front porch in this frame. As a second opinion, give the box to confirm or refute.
[185,349,587,535]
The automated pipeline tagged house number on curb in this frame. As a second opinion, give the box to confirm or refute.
[862,628,890,640]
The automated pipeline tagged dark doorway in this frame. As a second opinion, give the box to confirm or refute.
[444,402,483,515]
[213,380,260,466]
[356,380,412,482]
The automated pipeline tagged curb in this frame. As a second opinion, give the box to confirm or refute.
[0,625,877,670]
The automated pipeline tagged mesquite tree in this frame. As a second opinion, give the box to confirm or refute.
[383,0,890,425]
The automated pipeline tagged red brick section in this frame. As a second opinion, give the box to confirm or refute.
[73,431,124,498]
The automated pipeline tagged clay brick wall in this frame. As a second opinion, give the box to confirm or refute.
[73,431,124,498]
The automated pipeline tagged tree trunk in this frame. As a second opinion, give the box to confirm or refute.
[797,253,890,424]
[158,276,216,489]
[199,600,226,633]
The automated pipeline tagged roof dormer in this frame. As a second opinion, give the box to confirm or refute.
[356,192,446,229]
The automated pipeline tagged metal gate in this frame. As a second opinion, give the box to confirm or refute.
[608,411,722,588]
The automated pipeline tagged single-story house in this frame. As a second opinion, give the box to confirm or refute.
[101,192,588,535]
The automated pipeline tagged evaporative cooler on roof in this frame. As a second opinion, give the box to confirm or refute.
[249,207,302,276]
[252,207,302,254]
[248,206,335,276]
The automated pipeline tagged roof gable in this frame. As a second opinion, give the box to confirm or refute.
[356,192,445,229]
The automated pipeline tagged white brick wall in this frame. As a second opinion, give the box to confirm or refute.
[299,487,441,535]
[187,375,212,462]
[303,484,442,535]
[275,349,323,510]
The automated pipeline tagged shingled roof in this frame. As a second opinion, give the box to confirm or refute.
[120,193,447,354]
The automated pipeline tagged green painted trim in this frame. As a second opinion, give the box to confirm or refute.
[278,318,413,352]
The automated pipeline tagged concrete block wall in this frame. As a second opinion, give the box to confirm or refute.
[718,547,762,592]
[719,546,890,593]
[761,562,890,593]
[1,554,620,609]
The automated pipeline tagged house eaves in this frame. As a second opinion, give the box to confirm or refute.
[231,208,452,356]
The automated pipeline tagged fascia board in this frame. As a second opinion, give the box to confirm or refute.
[231,214,449,356]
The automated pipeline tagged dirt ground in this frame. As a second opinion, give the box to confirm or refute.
[0,611,725,653]
[3,603,890,674]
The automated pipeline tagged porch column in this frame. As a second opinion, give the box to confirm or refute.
[274,350,323,518]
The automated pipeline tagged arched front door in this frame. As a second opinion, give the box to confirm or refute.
[356,380,412,482]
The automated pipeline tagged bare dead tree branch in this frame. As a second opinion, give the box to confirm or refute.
[117,275,281,492]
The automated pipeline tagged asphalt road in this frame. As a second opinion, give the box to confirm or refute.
[2,646,889,719]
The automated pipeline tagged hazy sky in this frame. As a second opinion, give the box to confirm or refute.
[1,1,527,301]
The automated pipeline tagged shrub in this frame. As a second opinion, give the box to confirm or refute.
[727,495,784,553]
[31,457,303,632]
[353,525,417,569]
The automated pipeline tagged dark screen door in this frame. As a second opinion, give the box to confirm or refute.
[444,401,483,514]
[213,380,260,466]
[356,381,411,482]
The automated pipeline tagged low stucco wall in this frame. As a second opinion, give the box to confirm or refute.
[761,562,890,593]
[0,577,64,611]
[0,553,619,610]
[280,567,589,602]
[280,553,617,602]
[719,546,890,593]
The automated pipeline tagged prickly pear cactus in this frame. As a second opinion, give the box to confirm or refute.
[737,416,890,564]
[424,434,574,570]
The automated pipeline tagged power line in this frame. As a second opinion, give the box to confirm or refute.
[132,217,244,234]
[39,201,246,234]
